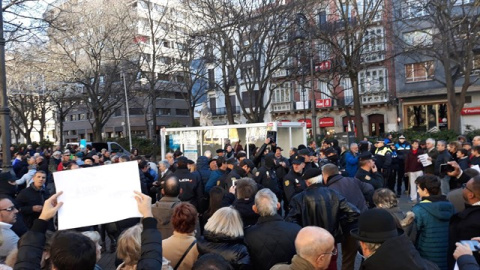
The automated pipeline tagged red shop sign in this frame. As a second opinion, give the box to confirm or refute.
[461,107,480,115]
[319,117,334,127]
[298,119,312,128]
[316,99,332,108]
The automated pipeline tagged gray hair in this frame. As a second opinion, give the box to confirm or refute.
[372,188,398,209]
[254,189,277,217]
[204,150,212,159]
[426,138,435,145]
[306,175,322,185]
[350,143,358,149]
[158,160,169,168]
[322,163,339,177]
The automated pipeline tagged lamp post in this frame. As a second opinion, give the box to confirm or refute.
[122,72,132,151]
[0,1,12,171]
[294,13,317,141]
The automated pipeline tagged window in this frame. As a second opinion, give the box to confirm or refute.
[405,61,435,82]
[361,27,385,62]
[341,78,353,105]
[208,69,215,89]
[359,68,387,93]
[114,108,122,116]
[403,29,433,46]
[297,82,308,102]
[402,0,427,19]
[174,92,183,99]
[129,108,143,115]
[70,114,77,121]
[317,9,327,26]
[318,80,333,99]
[273,82,292,103]
[176,109,189,116]
[157,108,171,116]
[158,73,169,81]
[357,0,383,21]
[316,42,331,61]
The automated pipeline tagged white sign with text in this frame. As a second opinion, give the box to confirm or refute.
[53,161,142,230]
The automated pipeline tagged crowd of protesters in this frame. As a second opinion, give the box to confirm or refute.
[0,133,477,270]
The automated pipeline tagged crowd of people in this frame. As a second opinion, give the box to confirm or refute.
[0,134,478,270]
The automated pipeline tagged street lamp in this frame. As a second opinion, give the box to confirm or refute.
[294,13,317,141]
[0,1,12,171]
[122,72,133,151]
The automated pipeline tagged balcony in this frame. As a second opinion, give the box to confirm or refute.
[272,69,288,78]
[211,106,241,116]
[361,92,388,104]
[272,101,292,112]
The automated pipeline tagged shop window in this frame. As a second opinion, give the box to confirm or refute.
[405,103,448,131]
[405,61,434,82]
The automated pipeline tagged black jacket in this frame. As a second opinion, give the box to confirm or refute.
[173,168,203,210]
[448,205,480,269]
[16,185,50,229]
[434,150,452,177]
[197,230,250,270]
[283,170,306,206]
[137,218,164,270]
[286,183,360,242]
[360,234,440,270]
[325,174,373,212]
[244,214,301,270]
[355,168,384,190]
[223,166,247,190]
[255,154,281,197]
[233,198,259,228]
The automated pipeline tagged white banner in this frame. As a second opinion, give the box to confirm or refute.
[53,161,142,230]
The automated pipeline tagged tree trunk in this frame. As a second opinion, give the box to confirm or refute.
[93,119,103,142]
[351,77,364,140]
[59,116,64,150]
[225,92,235,124]
[150,88,157,161]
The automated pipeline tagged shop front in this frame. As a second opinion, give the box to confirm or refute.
[403,101,448,131]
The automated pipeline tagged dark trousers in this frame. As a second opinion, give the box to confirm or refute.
[341,234,358,270]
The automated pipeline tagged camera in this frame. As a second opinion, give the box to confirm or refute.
[267,131,277,144]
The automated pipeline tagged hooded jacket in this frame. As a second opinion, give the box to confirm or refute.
[360,234,440,270]
[197,230,250,270]
[196,156,211,184]
[255,154,281,196]
[412,195,455,270]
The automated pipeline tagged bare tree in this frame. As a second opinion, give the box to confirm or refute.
[394,0,480,133]
[44,0,138,141]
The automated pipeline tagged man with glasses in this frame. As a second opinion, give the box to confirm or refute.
[0,195,19,263]
[448,175,480,269]
[271,226,335,270]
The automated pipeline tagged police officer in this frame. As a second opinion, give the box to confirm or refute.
[355,152,384,190]
[298,148,315,170]
[374,138,392,185]
[283,154,307,215]
[255,153,282,202]
[223,159,255,190]
[395,135,411,195]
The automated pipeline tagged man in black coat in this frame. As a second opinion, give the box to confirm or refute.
[286,168,360,243]
[283,154,306,215]
[356,152,384,190]
[16,171,50,229]
[244,188,301,270]
[255,153,282,201]
[322,163,373,270]
[448,176,480,269]
[173,157,204,211]
[351,208,439,270]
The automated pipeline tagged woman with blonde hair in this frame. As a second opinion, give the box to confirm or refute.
[117,225,143,270]
[197,207,250,270]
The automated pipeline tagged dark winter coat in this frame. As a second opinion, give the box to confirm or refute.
[232,198,259,228]
[286,183,360,242]
[324,174,373,213]
[244,214,301,270]
[448,205,480,269]
[457,255,480,270]
[255,154,281,198]
[196,156,211,184]
[197,230,250,270]
[412,195,455,270]
[360,234,440,270]
[205,169,226,193]
[434,150,452,177]
[173,168,203,210]
[16,184,51,229]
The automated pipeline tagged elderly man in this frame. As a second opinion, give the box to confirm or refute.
[244,189,301,270]
[345,143,359,177]
[152,176,182,239]
[0,195,19,263]
[16,171,50,229]
[271,226,336,270]
[424,138,438,175]
[351,208,437,270]
[286,168,359,270]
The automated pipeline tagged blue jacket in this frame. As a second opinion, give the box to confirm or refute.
[345,151,359,177]
[197,156,211,184]
[205,169,225,193]
[413,196,455,270]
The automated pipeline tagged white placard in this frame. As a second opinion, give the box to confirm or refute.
[418,154,432,167]
[53,161,142,230]
[471,165,480,173]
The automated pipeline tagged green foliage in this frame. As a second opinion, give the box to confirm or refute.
[389,129,459,142]
[38,140,54,150]
[169,121,183,128]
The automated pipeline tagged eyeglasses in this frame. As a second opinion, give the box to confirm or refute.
[321,247,338,256]
[0,206,16,212]
[463,183,474,193]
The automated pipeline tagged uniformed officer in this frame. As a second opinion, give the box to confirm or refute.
[355,152,384,190]
[283,154,307,214]
[374,138,392,183]
[395,135,411,195]
[298,148,315,170]
[223,159,255,190]
[255,153,282,201]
